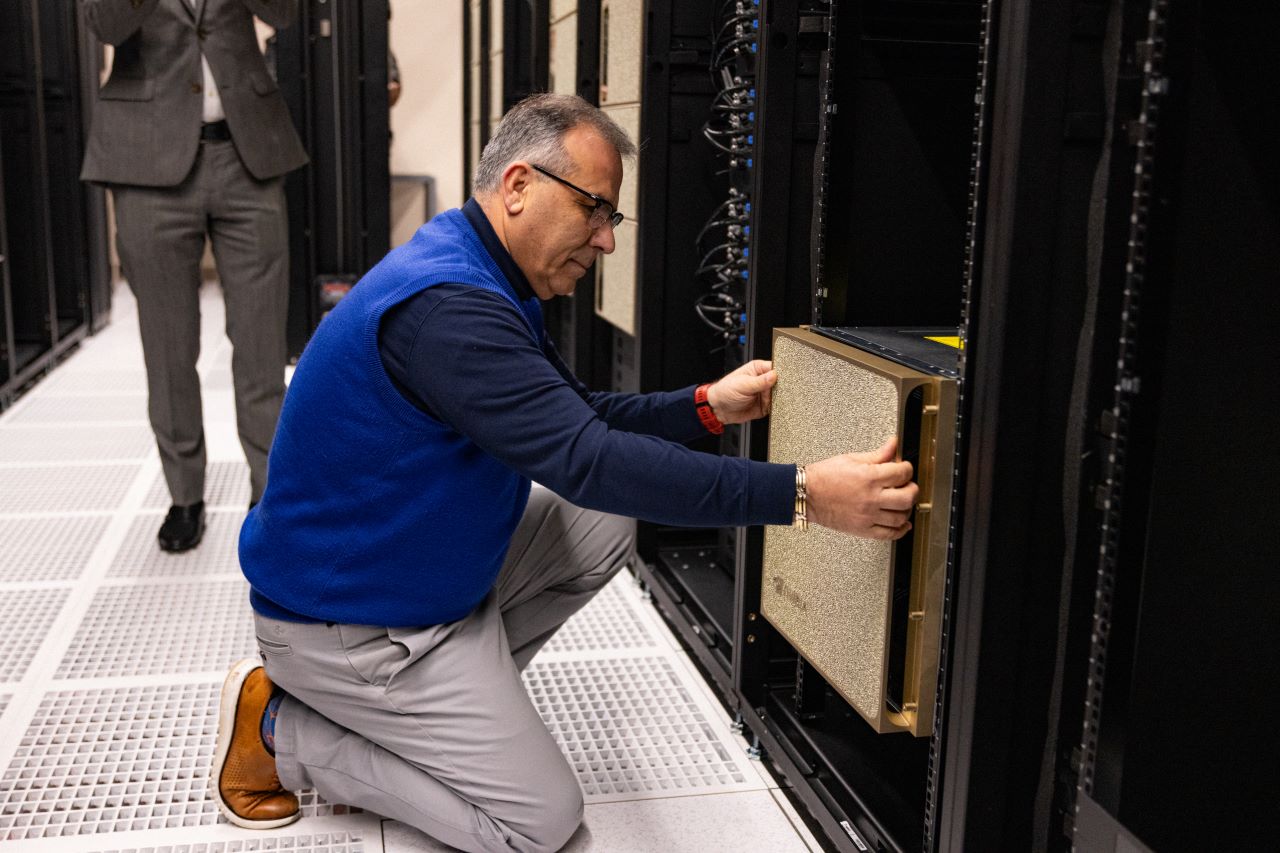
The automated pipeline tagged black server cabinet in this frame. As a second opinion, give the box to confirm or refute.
[503,0,550,115]
[462,1,550,198]
[628,1,725,400]
[540,0,613,391]
[77,10,113,336]
[1068,3,1280,851]
[617,0,782,702]
[1,0,59,395]
[730,3,988,851]
[276,0,390,360]
[934,0,1130,847]
[0,0,109,409]
[576,0,1280,850]
[0,124,10,395]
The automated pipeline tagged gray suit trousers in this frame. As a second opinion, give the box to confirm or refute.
[112,138,289,505]
[253,488,637,853]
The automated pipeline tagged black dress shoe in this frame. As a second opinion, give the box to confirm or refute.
[158,502,206,553]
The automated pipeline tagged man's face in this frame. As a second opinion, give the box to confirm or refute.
[507,126,624,300]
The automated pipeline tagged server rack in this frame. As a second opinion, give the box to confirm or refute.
[0,124,10,402]
[77,10,113,335]
[736,2,1279,851]
[526,0,778,699]
[0,0,110,410]
[932,0,1130,847]
[462,1,550,195]
[636,0,823,729]
[737,4,987,851]
[539,1,1278,848]
[276,0,391,359]
[1066,3,1280,850]
[540,0,614,388]
[528,0,736,685]
[462,0,482,197]
[538,0,759,703]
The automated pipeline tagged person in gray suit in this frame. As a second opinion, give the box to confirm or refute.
[81,0,308,551]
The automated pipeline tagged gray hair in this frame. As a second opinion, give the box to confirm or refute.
[472,93,636,195]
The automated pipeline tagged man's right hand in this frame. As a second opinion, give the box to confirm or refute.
[805,437,918,540]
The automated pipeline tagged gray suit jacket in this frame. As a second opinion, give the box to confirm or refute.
[80,0,308,186]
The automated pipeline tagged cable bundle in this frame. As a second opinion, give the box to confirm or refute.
[696,0,758,354]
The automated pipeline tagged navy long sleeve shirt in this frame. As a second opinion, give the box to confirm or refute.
[377,199,795,527]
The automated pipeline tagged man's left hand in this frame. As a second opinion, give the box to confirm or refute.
[706,360,777,425]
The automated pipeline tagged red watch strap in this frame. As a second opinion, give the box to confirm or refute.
[695,384,725,435]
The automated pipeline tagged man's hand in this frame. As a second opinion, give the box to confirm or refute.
[706,360,777,425]
[806,438,918,540]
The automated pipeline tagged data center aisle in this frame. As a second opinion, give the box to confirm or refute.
[0,282,821,853]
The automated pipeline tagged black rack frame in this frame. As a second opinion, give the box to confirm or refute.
[1069,2,1280,850]
[536,2,1280,850]
[621,0,813,717]
[532,0,615,389]
[1,0,110,410]
[277,0,391,359]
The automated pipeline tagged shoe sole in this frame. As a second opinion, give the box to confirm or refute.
[210,658,300,830]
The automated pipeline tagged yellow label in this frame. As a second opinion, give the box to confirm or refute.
[925,336,963,349]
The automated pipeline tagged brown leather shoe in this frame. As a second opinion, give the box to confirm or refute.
[211,659,300,829]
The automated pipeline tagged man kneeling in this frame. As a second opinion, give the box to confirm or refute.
[213,94,917,852]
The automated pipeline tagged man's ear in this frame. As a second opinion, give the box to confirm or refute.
[501,162,533,215]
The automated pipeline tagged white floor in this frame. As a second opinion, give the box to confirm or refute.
[0,282,823,853]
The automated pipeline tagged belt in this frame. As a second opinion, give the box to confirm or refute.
[200,120,231,142]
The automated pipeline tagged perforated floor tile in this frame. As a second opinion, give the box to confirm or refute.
[143,462,252,510]
[38,370,149,396]
[0,465,141,513]
[0,283,808,851]
[0,425,153,463]
[200,391,238,423]
[1,587,71,683]
[542,580,657,654]
[109,512,246,579]
[522,656,751,800]
[203,367,234,390]
[85,830,371,852]
[7,394,149,424]
[0,515,111,583]
[0,684,354,841]
[57,580,254,679]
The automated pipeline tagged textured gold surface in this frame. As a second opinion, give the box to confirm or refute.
[549,14,578,96]
[596,218,638,334]
[762,328,957,736]
[595,0,642,335]
[599,0,643,105]
[762,333,900,723]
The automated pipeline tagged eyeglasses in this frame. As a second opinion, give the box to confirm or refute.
[531,164,625,230]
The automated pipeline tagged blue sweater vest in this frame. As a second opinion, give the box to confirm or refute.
[240,209,542,626]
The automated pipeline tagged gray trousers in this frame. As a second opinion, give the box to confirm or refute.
[254,488,636,853]
[112,138,289,505]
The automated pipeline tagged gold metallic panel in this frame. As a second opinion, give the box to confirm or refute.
[762,327,956,736]
[604,103,640,218]
[469,1,482,65]
[549,12,578,96]
[595,218,638,334]
[489,0,503,56]
[488,49,503,129]
[598,0,643,106]
[594,0,643,335]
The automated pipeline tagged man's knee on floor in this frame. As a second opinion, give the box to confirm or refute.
[506,784,583,853]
